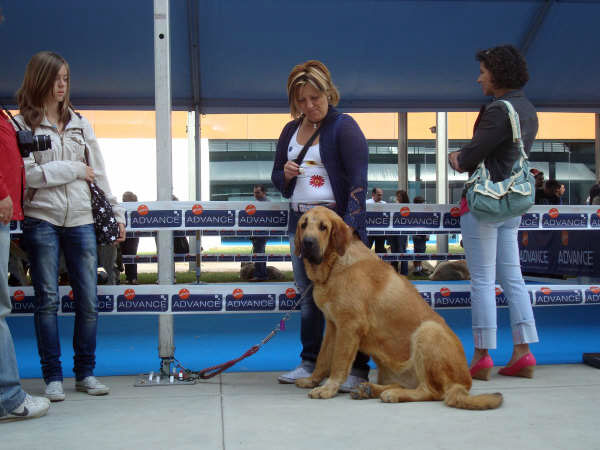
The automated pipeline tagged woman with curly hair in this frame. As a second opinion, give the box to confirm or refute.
[448,45,539,380]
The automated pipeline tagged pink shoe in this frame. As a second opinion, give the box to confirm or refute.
[470,355,494,381]
[498,353,536,378]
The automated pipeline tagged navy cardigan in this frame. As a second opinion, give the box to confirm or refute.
[271,107,369,243]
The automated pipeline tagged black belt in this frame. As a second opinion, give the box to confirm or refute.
[290,202,337,213]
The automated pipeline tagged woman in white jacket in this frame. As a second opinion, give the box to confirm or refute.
[16,51,125,402]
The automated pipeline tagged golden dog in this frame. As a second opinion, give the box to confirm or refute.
[293,207,502,410]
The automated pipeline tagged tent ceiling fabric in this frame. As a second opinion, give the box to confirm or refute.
[1,0,599,112]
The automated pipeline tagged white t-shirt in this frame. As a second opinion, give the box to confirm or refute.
[288,128,335,204]
[366,198,386,204]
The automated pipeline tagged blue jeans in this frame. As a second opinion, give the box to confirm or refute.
[0,224,26,415]
[461,212,539,349]
[251,237,268,280]
[22,218,98,382]
[389,235,408,275]
[289,219,370,376]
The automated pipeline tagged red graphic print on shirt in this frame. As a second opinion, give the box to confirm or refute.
[310,175,325,188]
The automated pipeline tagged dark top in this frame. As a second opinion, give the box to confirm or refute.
[457,90,538,183]
[271,107,369,243]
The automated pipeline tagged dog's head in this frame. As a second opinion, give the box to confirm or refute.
[294,206,353,265]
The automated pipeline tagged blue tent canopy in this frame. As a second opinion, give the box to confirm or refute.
[1,0,599,112]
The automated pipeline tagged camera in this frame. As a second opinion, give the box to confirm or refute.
[16,130,52,156]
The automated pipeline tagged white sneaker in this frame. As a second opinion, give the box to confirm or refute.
[0,394,50,422]
[339,374,368,393]
[45,381,66,402]
[75,376,110,396]
[277,361,315,384]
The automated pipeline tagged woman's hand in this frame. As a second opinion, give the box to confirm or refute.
[0,195,13,225]
[115,223,126,244]
[84,166,95,183]
[448,151,464,173]
[284,160,301,183]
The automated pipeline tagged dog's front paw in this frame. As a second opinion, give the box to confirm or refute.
[308,383,338,399]
[350,382,372,400]
[295,377,319,389]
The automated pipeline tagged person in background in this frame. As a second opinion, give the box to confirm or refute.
[0,107,51,421]
[530,169,545,204]
[16,51,126,401]
[271,60,370,391]
[119,191,139,285]
[537,179,563,205]
[389,189,409,275]
[366,187,387,255]
[588,183,600,205]
[411,195,429,275]
[249,184,269,282]
[448,45,539,380]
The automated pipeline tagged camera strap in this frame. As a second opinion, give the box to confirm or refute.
[292,120,322,166]
[1,105,23,131]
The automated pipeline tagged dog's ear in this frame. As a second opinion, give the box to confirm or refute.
[331,216,351,256]
[294,219,303,257]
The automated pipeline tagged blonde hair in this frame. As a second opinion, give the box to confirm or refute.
[286,60,340,119]
[16,51,72,130]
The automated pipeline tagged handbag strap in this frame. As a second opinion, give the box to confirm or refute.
[292,121,322,166]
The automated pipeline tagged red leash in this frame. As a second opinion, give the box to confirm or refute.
[188,286,310,380]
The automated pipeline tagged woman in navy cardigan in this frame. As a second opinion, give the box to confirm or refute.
[271,60,370,391]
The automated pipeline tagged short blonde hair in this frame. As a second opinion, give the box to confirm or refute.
[287,60,340,119]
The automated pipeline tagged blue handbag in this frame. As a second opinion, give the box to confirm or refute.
[464,100,535,222]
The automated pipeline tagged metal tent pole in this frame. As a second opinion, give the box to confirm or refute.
[397,112,408,192]
[154,0,175,375]
[435,112,449,254]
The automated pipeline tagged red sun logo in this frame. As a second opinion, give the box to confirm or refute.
[137,204,149,216]
[192,204,203,215]
[549,208,559,219]
[541,287,552,295]
[495,287,502,296]
[13,290,25,302]
[400,207,410,217]
[596,209,600,218]
[68,290,74,300]
[590,286,600,294]
[179,288,190,300]
[233,288,244,300]
[285,288,297,299]
[245,204,256,215]
[309,175,325,188]
[450,207,460,217]
[124,289,136,300]
[440,287,451,297]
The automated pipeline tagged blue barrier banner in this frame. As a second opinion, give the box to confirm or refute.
[130,208,182,229]
[420,292,432,306]
[116,292,169,312]
[434,288,471,308]
[519,213,540,229]
[366,211,390,228]
[393,211,441,229]
[534,288,583,305]
[238,208,288,228]
[442,207,461,228]
[184,209,235,228]
[519,230,599,276]
[171,291,223,312]
[584,287,600,304]
[10,289,36,314]
[62,294,114,313]
[541,211,588,229]
[278,287,300,310]
[225,292,277,311]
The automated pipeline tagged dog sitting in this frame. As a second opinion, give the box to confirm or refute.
[293,206,502,410]
[429,260,470,281]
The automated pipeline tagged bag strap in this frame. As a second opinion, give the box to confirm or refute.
[292,121,322,166]
[498,100,527,161]
[1,105,24,131]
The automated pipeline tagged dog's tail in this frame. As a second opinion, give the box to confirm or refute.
[443,384,503,410]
